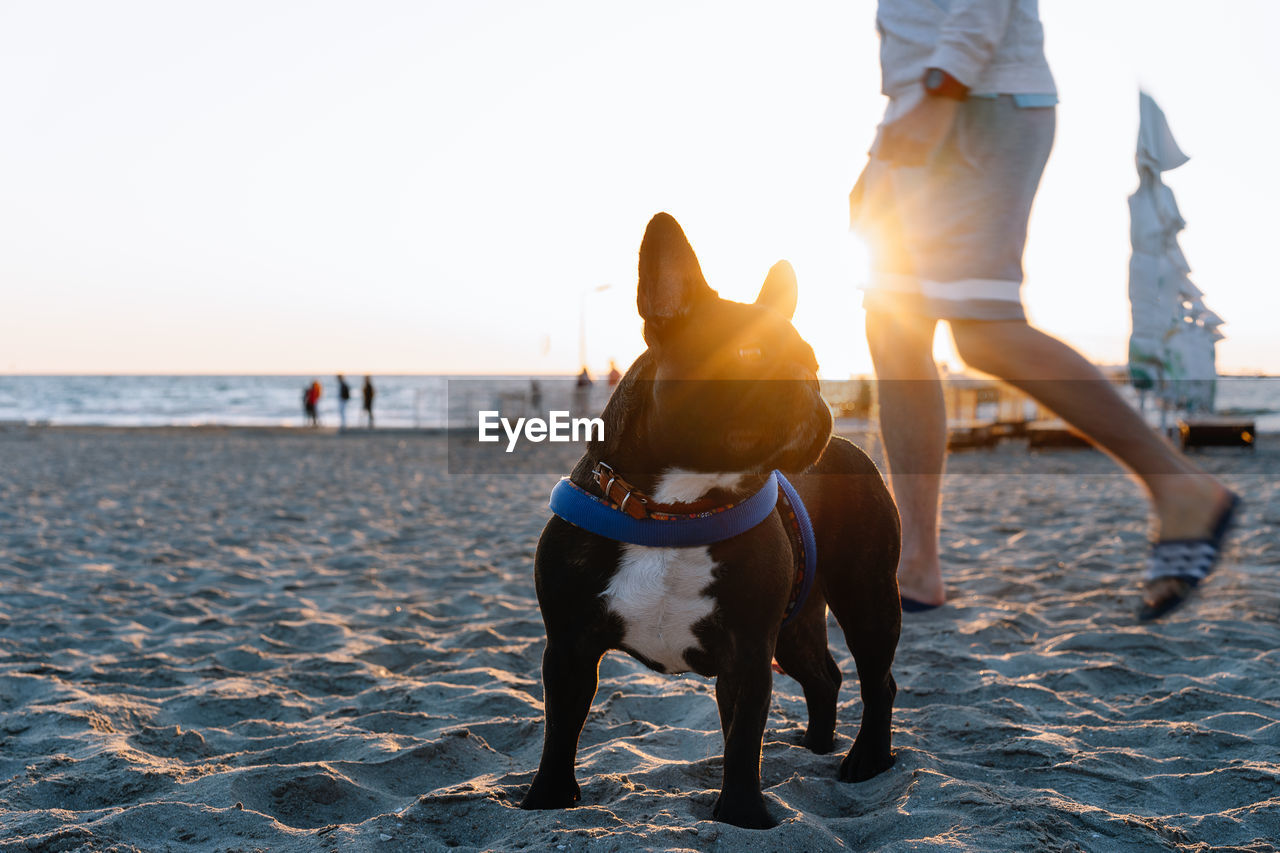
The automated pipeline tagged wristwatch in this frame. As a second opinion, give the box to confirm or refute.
[923,67,970,100]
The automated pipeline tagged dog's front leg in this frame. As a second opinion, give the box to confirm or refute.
[711,643,777,830]
[521,638,604,810]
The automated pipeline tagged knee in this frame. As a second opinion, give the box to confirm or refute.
[950,319,1030,374]
[865,311,936,368]
[864,313,894,361]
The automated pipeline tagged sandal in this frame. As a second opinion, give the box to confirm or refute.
[900,594,943,614]
[1137,492,1241,621]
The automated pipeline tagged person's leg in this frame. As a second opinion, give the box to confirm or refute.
[950,319,1234,609]
[866,308,947,606]
[858,100,1053,609]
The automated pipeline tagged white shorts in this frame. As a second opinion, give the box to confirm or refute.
[852,95,1055,321]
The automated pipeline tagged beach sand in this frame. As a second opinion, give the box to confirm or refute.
[1,426,1277,851]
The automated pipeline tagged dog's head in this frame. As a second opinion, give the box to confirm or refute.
[624,212,831,474]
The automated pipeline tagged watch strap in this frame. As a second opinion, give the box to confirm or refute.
[923,68,970,101]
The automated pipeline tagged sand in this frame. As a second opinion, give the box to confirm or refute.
[1,426,1277,852]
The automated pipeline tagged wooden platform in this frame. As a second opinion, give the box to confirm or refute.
[1178,416,1256,450]
[991,419,1030,440]
[947,420,999,450]
[1026,419,1091,449]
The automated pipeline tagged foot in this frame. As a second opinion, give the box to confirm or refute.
[1149,475,1235,541]
[800,727,835,755]
[1140,484,1239,618]
[900,595,943,613]
[1137,577,1194,621]
[838,735,895,783]
[896,551,945,609]
[520,773,580,810]
[712,791,777,829]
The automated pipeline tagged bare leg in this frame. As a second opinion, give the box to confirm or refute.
[866,310,947,606]
[950,320,1234,609]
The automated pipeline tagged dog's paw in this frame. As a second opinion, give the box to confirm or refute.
[520,774,581,810]
[800,728,835,755]
[837,739,895,783]
[712,792,778,830]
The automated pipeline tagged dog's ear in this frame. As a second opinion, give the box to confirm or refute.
[638,213,714,338]
[754,260,798,320]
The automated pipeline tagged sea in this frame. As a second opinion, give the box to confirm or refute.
[1,375,1278,432]
[0,375,609,430]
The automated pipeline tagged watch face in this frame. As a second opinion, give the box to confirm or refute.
[925,69,943,91]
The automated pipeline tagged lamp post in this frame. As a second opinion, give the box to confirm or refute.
[578,284,613,373]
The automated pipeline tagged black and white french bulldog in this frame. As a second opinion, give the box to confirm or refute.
[520,213,901,829]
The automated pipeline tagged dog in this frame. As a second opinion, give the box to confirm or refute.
[520,213,901,829]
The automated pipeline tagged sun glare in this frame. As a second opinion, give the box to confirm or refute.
[843,230,873,286]
[788,228,878,380]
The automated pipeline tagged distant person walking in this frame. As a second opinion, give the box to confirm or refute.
[336,374,351,430]
[304,380,322,427]
[574,368,593,418]
[852,0,1238,620]
[362,376,375,429]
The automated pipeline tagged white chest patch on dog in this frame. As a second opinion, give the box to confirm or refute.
[604,544,717,674]
[600,469,745,674]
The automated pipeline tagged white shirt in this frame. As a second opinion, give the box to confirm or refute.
[877,0,1057,121]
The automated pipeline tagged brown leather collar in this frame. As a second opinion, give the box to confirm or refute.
[591,461,725,520]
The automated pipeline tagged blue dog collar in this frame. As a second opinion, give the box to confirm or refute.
[548,469,818,626]
[550,471,780,548]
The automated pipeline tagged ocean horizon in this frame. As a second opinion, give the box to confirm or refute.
[2,373,1279,432]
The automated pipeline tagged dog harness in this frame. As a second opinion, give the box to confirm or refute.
[548,463,817,627]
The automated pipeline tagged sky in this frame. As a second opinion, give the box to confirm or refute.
[2,1,1277,377]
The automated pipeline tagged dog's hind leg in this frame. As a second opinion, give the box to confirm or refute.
[824,580,900,782]
[521,639,606,810]
[836,615,898,782]
[773,604,841,755]
[808,456,902,783]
